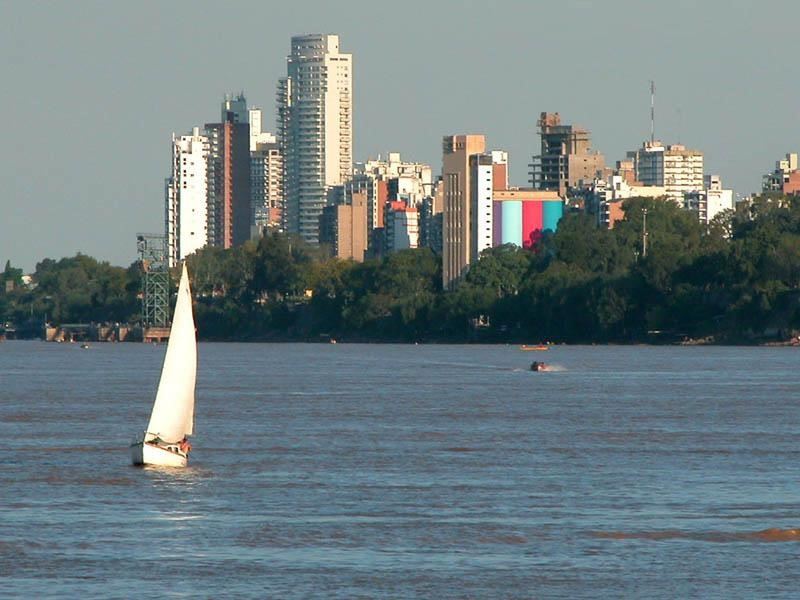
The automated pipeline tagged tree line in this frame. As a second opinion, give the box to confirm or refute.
[4,194,800,343]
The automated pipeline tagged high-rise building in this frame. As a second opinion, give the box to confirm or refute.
[205,94,252,248]
[529,112,605,195]
[444,138,566,287]
[250,141,283,237]
[627,141,703,204]
[165,127,209,267]
[248,107,282,237]
[419,196,443,256]
[279,34,353,244]
[442,134,486,289]
[248,108,276,151]
[470,151,508,261]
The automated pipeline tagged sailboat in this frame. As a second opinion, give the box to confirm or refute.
[130,262,197,467]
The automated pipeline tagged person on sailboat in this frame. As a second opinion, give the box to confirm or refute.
[179,437,191,454]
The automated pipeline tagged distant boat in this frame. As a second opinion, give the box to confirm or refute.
[80,343,90,349]
[130,263,196,467]
[520,344,548,351]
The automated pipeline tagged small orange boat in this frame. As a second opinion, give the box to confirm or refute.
[520,344,548,351]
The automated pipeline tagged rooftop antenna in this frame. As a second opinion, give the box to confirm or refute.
[650,80,655,144]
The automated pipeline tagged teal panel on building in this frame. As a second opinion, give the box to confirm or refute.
[501,201,522,246]
[543,200,564,232]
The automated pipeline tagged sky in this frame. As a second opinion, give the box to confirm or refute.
[1,0,799,272]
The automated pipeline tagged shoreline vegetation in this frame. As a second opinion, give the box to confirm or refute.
[4,195,800,346]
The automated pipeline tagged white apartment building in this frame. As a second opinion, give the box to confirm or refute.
[385,204,420,251]
[359,152,433,206]
[594,174,666,228]
[166,128,209,267]
[248,107,281,237]
[684,175,734,225]
[279,34,353,243]
[470,151,507,260]
[248,108,276,152]
[628,141,704,204]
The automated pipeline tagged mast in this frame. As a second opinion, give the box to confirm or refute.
[650,80,655,144]
[642,208,648,258]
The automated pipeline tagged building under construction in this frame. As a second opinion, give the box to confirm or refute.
[529,112,605,196]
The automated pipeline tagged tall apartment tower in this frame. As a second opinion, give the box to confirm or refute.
[442,134,486,289]
[206,94,251,249]
[248,107,282,236]
[278,34,353,244]
[470,150,508,262]
[628,141,703,204]
[251,141,283,236]
[529,112,605,195]
[165,128,209,267]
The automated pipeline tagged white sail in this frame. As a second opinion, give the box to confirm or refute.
[146,263,196,443]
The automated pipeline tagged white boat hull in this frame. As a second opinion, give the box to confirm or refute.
[130,441,188,467]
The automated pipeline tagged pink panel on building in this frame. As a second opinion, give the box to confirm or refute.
[522,201,543,248]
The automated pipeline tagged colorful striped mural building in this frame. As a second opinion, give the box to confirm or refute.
[445,138,566,288]
[491,190,563,249]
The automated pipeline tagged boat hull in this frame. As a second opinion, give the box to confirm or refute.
[130,441,188,467]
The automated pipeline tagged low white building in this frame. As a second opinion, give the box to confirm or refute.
[385,202,419,252]
[359,152,433,207]
[594,174,666,228]
[166,128,209,267]
[762,152,800,194]
[684,175,734,225]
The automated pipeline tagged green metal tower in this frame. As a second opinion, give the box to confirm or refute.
[136,233,170,328]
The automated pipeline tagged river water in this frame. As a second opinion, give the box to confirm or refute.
[2,341,800,598]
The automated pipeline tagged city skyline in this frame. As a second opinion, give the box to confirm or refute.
[2,1,799,271]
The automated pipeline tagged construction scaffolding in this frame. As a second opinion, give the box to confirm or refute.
[528,112,602,196]
[136,233,170,330]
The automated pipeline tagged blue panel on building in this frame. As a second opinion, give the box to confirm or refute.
[543,200,564,232]
[501,201,522,246]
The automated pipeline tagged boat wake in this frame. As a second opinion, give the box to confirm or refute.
[591,528,800,543]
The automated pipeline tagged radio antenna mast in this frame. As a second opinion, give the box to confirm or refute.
[650,80,655,144]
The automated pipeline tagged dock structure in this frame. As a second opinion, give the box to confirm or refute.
[45,323,134,342]
[143,327,170,343]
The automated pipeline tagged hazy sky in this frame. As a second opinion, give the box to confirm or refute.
[2,0,798,271]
